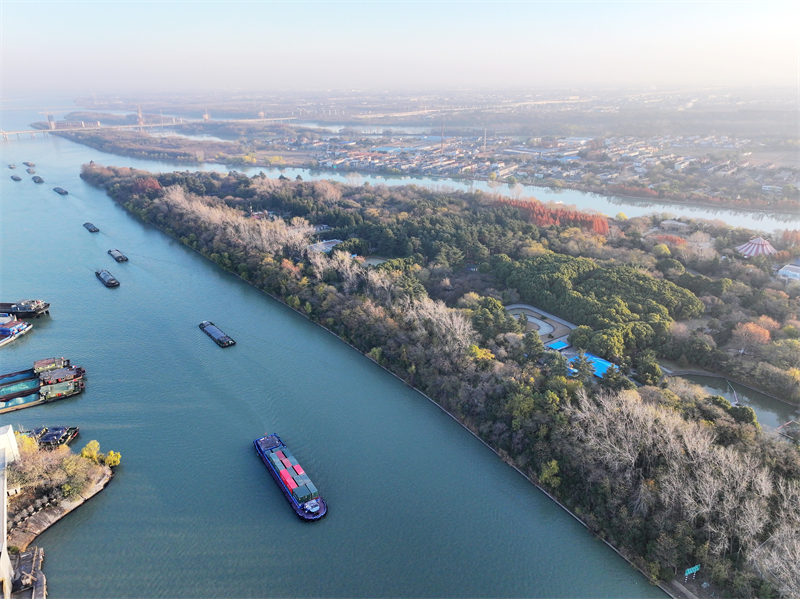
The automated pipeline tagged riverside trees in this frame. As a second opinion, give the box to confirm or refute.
[82,163,800,597]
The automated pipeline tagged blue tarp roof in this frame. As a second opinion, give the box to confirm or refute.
[547,340,569,351]
[570,352,616,378]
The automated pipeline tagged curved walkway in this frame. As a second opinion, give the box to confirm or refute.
[506,308,554,336]
[504,304,577,330]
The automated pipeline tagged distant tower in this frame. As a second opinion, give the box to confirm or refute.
[483,129,487,154]
[202,109,210,121]
[137,105,145,131]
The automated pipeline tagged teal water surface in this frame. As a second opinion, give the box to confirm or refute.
[0,134,668,598]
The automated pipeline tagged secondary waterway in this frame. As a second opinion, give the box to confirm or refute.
[0,136,668,596]
[3,99,799,230]
[682,375,799,431]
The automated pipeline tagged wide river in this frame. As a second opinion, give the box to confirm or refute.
[3,100,785,598]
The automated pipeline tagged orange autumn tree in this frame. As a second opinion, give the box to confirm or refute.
[732,322,771,354]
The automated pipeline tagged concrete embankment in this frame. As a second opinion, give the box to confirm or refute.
[7,467,113,551]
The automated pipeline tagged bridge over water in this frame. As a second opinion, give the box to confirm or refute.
[1,116,297,141]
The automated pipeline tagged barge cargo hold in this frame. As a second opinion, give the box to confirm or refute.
[253,434,327,521]
[199,321,235,347]
[0,299,50,319]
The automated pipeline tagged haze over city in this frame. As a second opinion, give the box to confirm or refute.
[2,1,799,94]
[1,2,800,599]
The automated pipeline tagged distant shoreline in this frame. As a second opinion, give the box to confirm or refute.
[47,129,800,219]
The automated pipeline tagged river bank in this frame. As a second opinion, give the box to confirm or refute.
[49,130,800,218]
[101,176,682,595]
[7,468,113,552]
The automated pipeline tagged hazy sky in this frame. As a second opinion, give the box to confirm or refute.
[1,1,798,95]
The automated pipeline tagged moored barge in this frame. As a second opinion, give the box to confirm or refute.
[0,358,85,413]
[253,434,327,521]
[0,299,50,318]
[53,187,68,195]
[32,176,44,184]
[11,175,21,182]
[199,321,235,347]
[23,162,35,167]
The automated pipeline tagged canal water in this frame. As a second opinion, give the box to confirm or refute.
[0,135,673,597]
[683,375,799,431]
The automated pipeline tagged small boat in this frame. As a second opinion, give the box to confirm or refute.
[199,321,235,347]
[108,249,128,262]
[8,164,16,169]
[23,162,35,167]
[83,222,99,232]
[95,270,120,287]
[0,314,33,348]
[26,168,35,174]
[37,426,80,449]
[11,175,21,182]
[32,176,44,184]
[53,187,68,195]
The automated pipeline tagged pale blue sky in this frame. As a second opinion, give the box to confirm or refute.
[1,1,797,94]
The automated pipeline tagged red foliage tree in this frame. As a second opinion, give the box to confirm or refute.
[496,199,610,235]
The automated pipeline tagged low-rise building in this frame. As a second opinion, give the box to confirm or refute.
[778,264,800,281]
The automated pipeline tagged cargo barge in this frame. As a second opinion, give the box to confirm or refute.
[53,187,68,195]
[108,249,128,262]
[253,434,327,521]
[32,176,44,184]
[0,299,50,318]
[199,321,235,347]
[23,162,35,167]
[96,269,119,287]
[84,222,99,232]
[11,175,21,182]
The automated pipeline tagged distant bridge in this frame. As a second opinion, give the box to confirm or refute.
[1,121,178,141]
[1,115,298,141]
